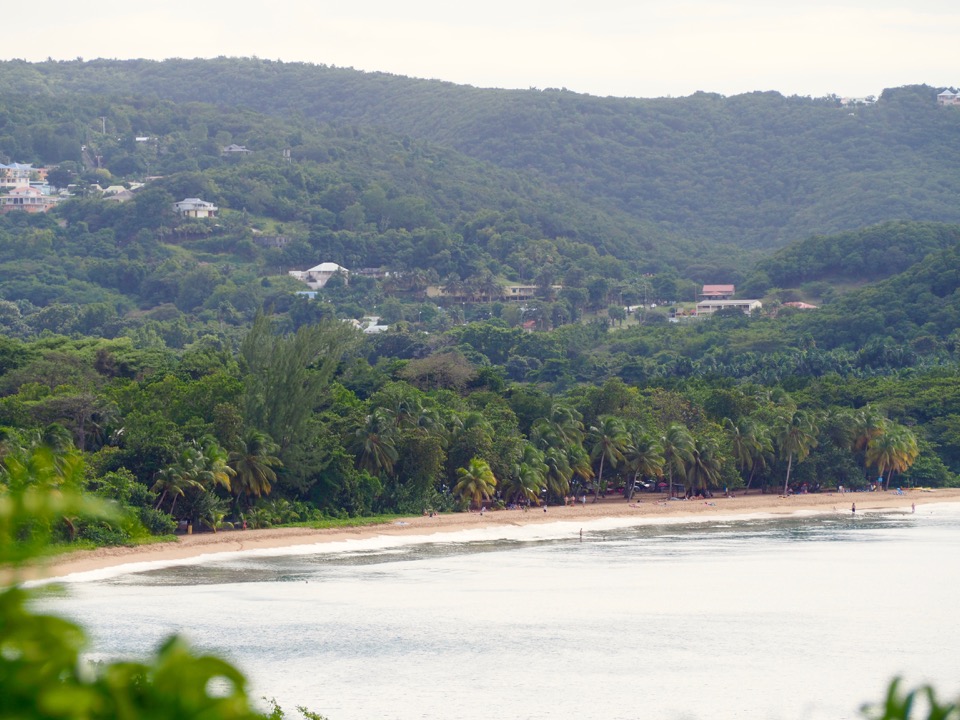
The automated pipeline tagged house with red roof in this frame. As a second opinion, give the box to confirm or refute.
[700,284,735,300]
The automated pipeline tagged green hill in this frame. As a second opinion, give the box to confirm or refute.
[742,221,960,294]
[3,59,959,253]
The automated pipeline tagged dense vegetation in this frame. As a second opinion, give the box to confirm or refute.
[0,59,959,545]
[3,59,960,255]
[3,57,960,720]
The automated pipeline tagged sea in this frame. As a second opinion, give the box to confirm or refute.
[32,502,960,720]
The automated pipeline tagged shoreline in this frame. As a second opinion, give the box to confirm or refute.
[30,488,960,581]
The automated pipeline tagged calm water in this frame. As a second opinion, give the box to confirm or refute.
[35,503,960,720]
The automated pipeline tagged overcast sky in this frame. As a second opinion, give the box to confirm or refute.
[15,0,958,99]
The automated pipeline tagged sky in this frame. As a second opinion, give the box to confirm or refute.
[13,0,958,99]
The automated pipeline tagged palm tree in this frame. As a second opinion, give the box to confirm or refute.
[776,410,819,495]
[820,407,858,452]
[867,423,919,490]
[454,457,497,510]
[531,404,586,501]
[724,417,773,492]
[587,415,629,502]
[150,461,202,516]
[476,271,503,303]
[351,408,399,477]
[531,403,585,448]
[687,436,723,494]
[441,274,467,301]
[192,438,235,493]
[852,406,887,454]
[745,423,774,492]
[623,428,664,500]
[503,445,547,505]
[229,430,283,505]
[661,423,695,497]
[542,446,574,499]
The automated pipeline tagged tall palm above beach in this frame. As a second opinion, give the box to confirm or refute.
[623,425,663,499]
[776,410,819,495]
[661,423,694,497]
[588,415,628,502]
[228,430,282,505]
[866,423,919,489]
[454,457,497,509]
[686,436,722,494]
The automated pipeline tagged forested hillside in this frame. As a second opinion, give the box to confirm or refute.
[743,221,960,293]
[3,58,960,251]
[3,58,960,555]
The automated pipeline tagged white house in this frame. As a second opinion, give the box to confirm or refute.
[695,299,762,316]
[937,90,960,106]
[174,198,218,218]
[289,262,349,289]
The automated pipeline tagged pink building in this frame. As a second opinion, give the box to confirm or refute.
[700,284,735,300]
[0,186,59,214]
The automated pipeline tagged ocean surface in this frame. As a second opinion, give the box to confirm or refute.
[34,502,960,720]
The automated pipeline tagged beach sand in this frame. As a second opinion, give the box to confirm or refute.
[31,487,958,580]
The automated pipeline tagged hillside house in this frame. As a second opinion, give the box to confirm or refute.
[426,283,562,302]
[222,144,252,154]
[695,299,761,316]
[174,198,218,218]
[782,301,818,310]
[0,185,59,214]
[104,189,135,203]
[289,262,349,289]
[0,163,45,188]
[700,284,735,300]
[937,90,960,107]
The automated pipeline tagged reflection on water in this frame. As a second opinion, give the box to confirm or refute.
[111,510,918,587]
[37,504,960,720]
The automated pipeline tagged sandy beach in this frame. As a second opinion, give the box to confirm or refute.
[32,487,959,580]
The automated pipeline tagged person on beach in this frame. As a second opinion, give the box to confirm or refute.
[851,502,856,515]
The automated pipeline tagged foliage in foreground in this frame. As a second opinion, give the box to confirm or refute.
[0,447,324,720]
[862,678,959,720]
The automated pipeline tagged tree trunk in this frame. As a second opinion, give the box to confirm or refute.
[782,453,794,495]
[593,455,605,503]
[745,465,757,493]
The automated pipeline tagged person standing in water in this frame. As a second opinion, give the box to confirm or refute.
[852,502,856,515]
